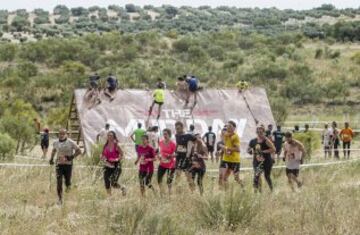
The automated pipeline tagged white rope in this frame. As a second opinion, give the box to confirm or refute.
[1,158,359,171]
[207,158,360,172]
[282,127,360,132]
[285,121,360,124]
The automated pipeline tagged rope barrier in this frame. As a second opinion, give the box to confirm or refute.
[2,157,360,171]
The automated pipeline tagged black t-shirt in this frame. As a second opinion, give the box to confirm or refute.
[203,132,216,147]
[89,74,100,82]
[248,138,272,163]
[41,133,49,145]
[272,130,284,145]
[265,130,272,138]
[107,76,117,87]
[175,133,196,157]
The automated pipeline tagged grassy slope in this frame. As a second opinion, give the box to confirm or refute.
[286,41,360,128]
[1,144,359,234]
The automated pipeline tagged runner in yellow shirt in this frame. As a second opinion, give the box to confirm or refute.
[148,82,165,120]
[340,122,354,159]
[218,120,243,189]
[236,80,249,93]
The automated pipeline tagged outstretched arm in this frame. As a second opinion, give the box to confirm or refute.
[130,132,135,143]
[264,138,276,154]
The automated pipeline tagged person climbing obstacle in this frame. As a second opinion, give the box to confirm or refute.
[85,73,101,107]
[104,73,118,101]
[148,81,165,120]
[176,75,201,112]
[185,75,201,111]
[236,80,249,93]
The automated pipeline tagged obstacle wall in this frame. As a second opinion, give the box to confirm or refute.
[74,88,275,154]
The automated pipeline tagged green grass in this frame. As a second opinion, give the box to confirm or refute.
[0,152,359,234]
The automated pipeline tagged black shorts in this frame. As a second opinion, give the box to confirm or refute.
[56,164,73,187]
[275,144,282,154]
[108,85,116,92]
[41,142,49,150]
[286,168,299,177]
[343,142,351,149]
[139,171,153,188]
[157,165,175,185]
[207,145,214,153]
[103,162,121,189]
[189,86,198,92]
[176,154,191,171]
[154,101,164,106]
[219,161,240,174]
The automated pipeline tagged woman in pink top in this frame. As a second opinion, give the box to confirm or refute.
[101,131,126,196]
[157,128,177,195]
[135,134,156,196]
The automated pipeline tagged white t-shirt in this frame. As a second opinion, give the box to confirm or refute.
[322,128,333,147]
[53,139,79,165]
[284,142,303,170]
[98,128,115,143]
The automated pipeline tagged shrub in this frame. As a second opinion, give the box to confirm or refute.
[125,4,137,13]
[53,5,69,15]
[11,16,30,31]
[122,46,138,61]
[0,108,37,154]
[253,60,288,80]
[46,107,68,129]
[172,38,192,53]
[194,188,261,231]
[55,14,70,24]
[16,61,38,78]
[270,97,290,125]
[0,133,16,160]
[0,10,8,24]
[71,7,89,17]
[329,50,341,59]
[85,143,103,166]
[315,48,323,59]
[281,77,322,104]
[208,45,225,60]
[322,78,350,103]
[0,43,17,61]
[164,5,178,17]
[188,45,207,62]
[293,131,320,161]
[351,52,360,65]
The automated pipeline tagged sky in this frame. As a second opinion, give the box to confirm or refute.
[1,0,359,11]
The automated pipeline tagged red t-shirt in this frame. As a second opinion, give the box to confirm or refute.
[137,144,156,173]
[159,139,176,169]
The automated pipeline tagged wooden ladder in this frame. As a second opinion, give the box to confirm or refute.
[66,94,85,151]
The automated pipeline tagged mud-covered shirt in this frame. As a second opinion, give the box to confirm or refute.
[175,133,196,158]
[53,139,79,165]
[203,132,216,147]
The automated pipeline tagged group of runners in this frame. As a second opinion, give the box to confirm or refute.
[322,121,354,159]
[47,119,311,204]
[39,74,356,204]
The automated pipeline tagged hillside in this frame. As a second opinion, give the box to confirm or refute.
[0,3,359,160]
[0,4,359,235]
[0,4,360,42]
